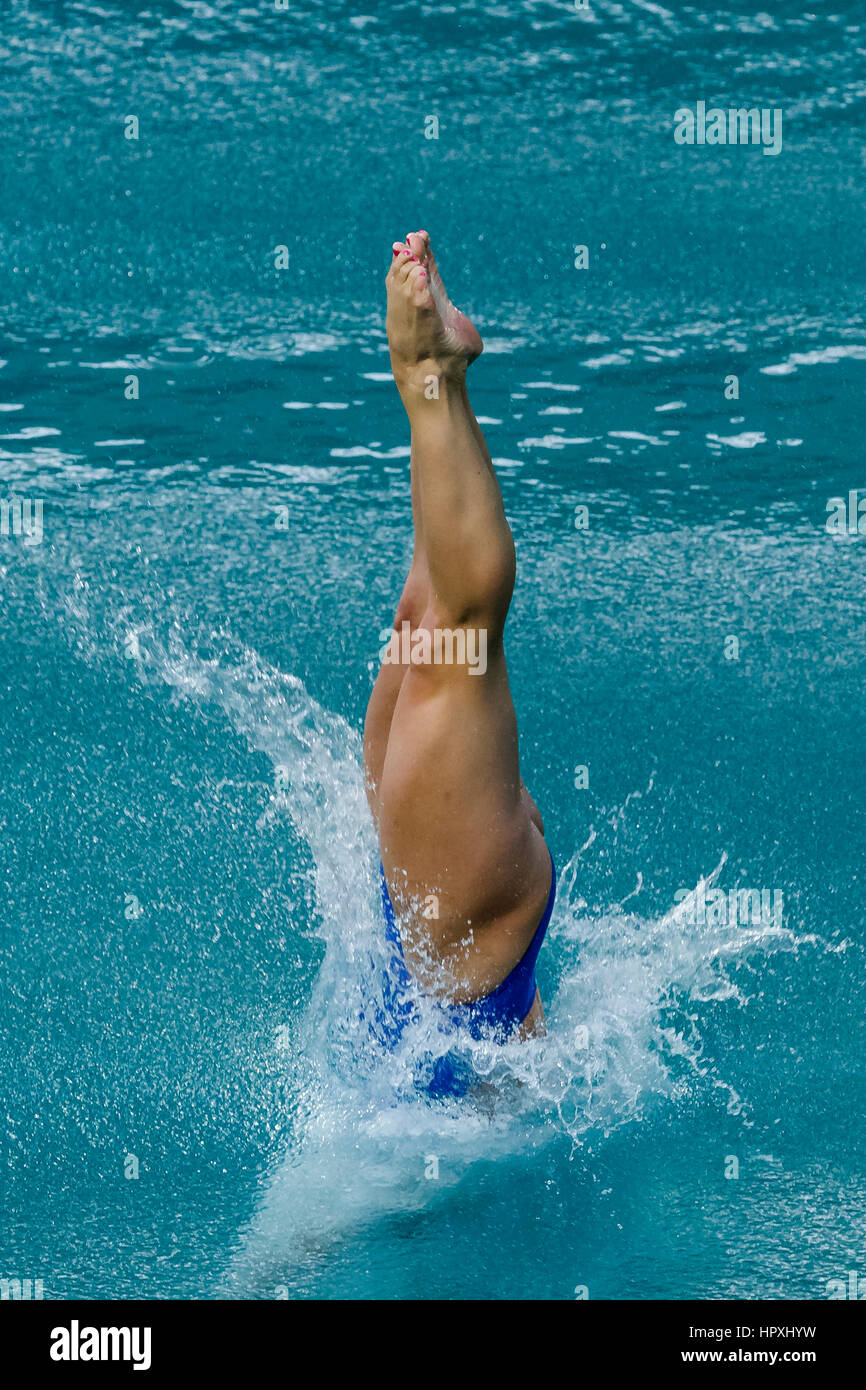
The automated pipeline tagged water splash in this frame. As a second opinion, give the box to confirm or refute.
[98,619,832,1289]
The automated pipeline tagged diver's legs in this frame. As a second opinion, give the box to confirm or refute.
[373,233,551,1003]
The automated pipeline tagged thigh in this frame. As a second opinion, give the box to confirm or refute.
[363,563,430,821]
[363,656,407,824]
[378,640,549,934]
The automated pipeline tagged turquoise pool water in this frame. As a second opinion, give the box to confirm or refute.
[1,0,864,1300]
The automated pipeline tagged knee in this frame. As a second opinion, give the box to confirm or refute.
[392,566,431,631]
[393,594,421,631]
[433,545,515,635]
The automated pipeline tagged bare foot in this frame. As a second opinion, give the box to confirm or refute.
[385,230,483,392]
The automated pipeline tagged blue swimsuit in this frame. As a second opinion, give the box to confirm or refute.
[375,850,557,1095]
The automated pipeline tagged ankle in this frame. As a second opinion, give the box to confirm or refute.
[391,357,467,401]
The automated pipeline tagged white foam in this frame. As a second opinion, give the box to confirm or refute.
[609,430,666,445]
[760,345,866,376]
[706,431,766,449]
[581,352,633,369]
[1,426,61,439]
[519,435,594,449]
[330,445,411,459]
[290,332,345,354]
[521,381,582,392]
